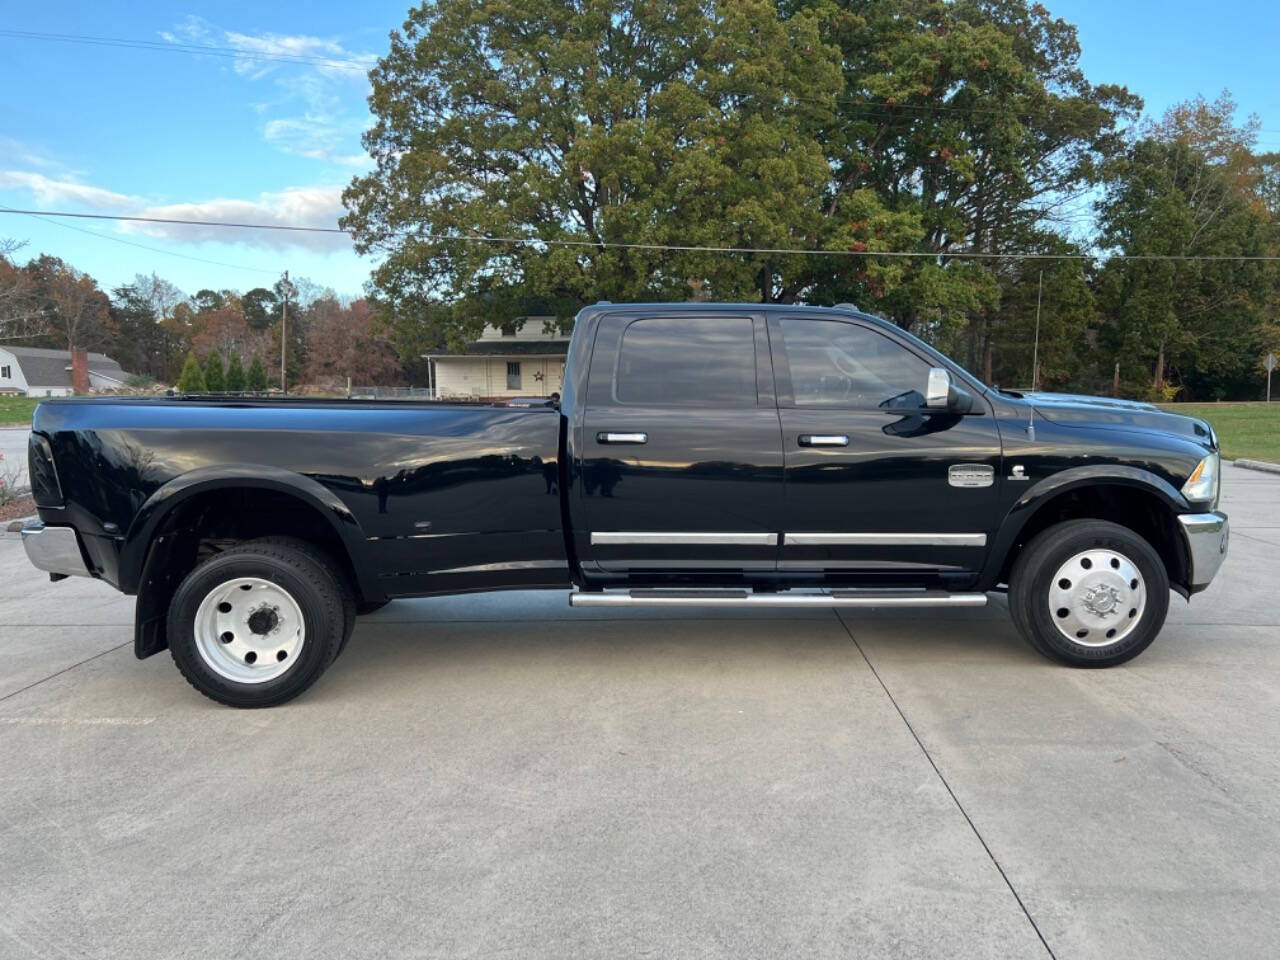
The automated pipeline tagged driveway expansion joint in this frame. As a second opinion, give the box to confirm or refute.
[835,609,1059,960]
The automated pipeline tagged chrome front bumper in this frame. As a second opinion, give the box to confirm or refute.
[21,521,92,578]
[1177,512,1229,589]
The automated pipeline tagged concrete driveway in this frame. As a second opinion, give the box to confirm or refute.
[0,426,29,489]
[1,462,1277,959]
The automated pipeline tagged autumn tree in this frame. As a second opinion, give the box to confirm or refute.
[25,255,110,351]
[305,297,404,386]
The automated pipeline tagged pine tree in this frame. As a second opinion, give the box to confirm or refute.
[204,352,226,392]
[178,351,206,393]
[225,353,246,392]
[246,353,267,392]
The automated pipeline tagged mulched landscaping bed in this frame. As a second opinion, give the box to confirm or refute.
[0,495,36,527]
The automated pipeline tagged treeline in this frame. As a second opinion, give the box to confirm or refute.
[0,255,407,391]
[343,0,1280,401]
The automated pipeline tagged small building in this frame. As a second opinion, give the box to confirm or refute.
[0,346,130,397]
[424,318,569,401]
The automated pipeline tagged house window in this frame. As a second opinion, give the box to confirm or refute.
[0,365,10,379]
[506,362,521,390]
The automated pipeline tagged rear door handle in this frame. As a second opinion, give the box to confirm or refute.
[597,431,648,444]
[798,434,849,447]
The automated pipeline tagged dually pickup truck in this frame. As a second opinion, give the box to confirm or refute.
[23,303,1229,707]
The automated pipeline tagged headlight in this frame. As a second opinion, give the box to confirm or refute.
[1182,452,1220,505]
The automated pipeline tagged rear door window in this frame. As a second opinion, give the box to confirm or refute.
[615,317,757,406]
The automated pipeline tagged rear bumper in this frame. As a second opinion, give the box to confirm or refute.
[1177,512,1229,590]
[21,521,93,579]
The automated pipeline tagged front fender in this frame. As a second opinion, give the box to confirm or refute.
[119,464,371,595]
[981,465,1190,588]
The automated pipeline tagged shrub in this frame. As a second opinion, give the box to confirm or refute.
[178,352,206,393]
[204,353,226,393]
[225,354,246,392]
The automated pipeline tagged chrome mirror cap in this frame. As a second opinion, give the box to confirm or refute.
[926,367,951,408]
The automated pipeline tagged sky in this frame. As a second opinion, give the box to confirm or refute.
[2,1,1279,300]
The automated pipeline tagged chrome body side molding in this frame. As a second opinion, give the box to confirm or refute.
[782,532,987,547]
[590,532,779,546]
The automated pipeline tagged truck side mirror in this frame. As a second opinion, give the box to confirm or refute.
[925,367,951,408]
[925,366,975,415]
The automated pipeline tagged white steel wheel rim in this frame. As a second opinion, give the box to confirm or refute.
[1047,548,1145,648]
[194,577,306,683]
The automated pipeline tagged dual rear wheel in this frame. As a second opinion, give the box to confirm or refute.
[168,538,387,708]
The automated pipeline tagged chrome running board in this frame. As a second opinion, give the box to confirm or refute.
[569,589,987,609]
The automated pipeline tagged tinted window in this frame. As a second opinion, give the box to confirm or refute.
[778,318,931,408]
[615,317,757,406]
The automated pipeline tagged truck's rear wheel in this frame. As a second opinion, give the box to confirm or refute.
[1009,519,1169,667]
[167,540,347,707]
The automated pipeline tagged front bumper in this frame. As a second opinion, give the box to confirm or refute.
[1177,512,1229,590]
[21,521,93,579]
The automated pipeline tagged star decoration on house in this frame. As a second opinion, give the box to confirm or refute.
[533,370,544,381]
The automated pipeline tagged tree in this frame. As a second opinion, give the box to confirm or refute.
[25,255,110,351]
[342,0,844,344]
[204,352,226,392]
[241,287,279,332]
[246,353,267,392]
[178,351,206,393]
[305,298,405,386]
[225,353,246,392]
[1095,94,1276,399]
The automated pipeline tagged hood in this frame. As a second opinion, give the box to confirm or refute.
[1008,391,1216,448]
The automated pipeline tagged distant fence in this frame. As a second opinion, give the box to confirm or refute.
[349,386,437,400]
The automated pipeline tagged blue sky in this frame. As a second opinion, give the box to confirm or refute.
[2,1,1278,299]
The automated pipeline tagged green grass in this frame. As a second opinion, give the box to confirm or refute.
[1161,402,1280,463]
[0,395,41,427]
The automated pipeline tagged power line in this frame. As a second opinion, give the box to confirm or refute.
[0,28,373,70]
[0,206,281,275]
[3,207,1279,262]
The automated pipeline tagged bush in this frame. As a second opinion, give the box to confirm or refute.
[225,354,246,392]
[204,353,226,393]
[125,373,156,389]
[178,352,206,393]
[246,354,267,392]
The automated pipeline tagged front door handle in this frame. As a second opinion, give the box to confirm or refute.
[597,431,648,444]
[798,434,849,447]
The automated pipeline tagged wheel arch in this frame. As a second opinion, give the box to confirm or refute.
[983,466,1192,597]
[125,465,378,659]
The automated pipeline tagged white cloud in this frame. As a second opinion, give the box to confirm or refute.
[0,171,141,209]
[159,16,376,166]
[123,186,352,253]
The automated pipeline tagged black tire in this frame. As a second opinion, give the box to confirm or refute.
[167,539,347,707]
[252,537,355,662]
[1009,519,1170,668]
[356,599,391,616]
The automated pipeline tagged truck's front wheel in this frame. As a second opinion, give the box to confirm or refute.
[167,540,347,707]
[1009,519,1170,667]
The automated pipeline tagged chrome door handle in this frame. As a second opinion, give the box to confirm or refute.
[798,434,849,447]
[597,431,648,444]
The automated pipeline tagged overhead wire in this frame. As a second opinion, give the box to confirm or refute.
[2,208,1279,262]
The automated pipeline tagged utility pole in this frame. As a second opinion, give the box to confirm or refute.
[278,270,296,395]
[1031,269,1043,392]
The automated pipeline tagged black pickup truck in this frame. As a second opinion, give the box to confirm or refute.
[22,303,1229,707]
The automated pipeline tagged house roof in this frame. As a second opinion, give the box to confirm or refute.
[3,346,128,387]
[425,339,570,359]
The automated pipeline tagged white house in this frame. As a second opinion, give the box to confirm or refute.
[424,317,569,400]
[0,346,130,397]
